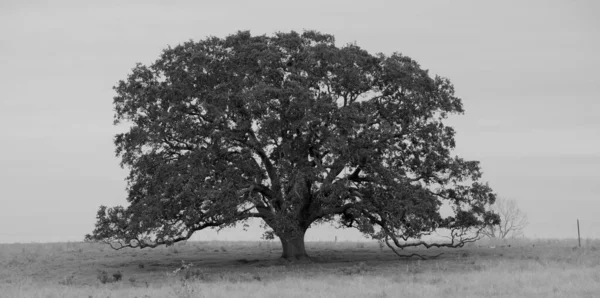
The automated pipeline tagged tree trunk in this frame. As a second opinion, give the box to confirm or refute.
[279,231,309,261]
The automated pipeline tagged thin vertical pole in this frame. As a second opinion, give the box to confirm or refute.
[577,219,581,248]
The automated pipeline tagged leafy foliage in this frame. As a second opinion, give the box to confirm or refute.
[86,30,499,257]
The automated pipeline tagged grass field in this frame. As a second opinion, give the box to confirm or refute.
[0,238,599,297]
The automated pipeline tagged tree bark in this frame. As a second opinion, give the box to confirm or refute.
[279,231,309,261]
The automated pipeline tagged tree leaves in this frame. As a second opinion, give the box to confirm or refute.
[88,30,498,250]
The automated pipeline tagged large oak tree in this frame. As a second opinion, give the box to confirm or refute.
[86,31,499,260]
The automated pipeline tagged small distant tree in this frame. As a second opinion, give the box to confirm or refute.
[481,197,528,238]
[86,30,499,261]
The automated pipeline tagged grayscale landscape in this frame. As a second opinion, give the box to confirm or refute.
[1,1,598,297]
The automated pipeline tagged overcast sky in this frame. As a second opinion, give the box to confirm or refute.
[1,0,598,243]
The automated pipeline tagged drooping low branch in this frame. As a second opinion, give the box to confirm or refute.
[88,211,264,250]
[386,228,482,249]
[384,237,444,260]
[381,226,485,260]
[355,206,486,259]
[99,221,221,250]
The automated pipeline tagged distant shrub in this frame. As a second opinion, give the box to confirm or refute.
[97,270,110,284]
[97,270,122,284]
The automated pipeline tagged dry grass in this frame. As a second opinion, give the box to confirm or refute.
[0,239,599,297]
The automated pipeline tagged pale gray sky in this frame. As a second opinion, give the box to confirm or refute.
[1,0,598,243]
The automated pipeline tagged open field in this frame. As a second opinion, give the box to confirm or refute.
[1,239,599,297]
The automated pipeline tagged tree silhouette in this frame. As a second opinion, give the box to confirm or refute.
[482,197,528,239]
[86,30,499,260]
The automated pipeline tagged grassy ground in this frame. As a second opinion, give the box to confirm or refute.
[0,238,599,297]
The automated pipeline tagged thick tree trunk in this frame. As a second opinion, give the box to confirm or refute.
[279,231,309,261]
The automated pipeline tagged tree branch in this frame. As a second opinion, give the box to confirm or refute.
[384,236,444,260]
[308,202,355,223]
[247,131,283,205]
[95,211,263,250]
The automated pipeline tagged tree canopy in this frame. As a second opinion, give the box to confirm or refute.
[86,30,499,260]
